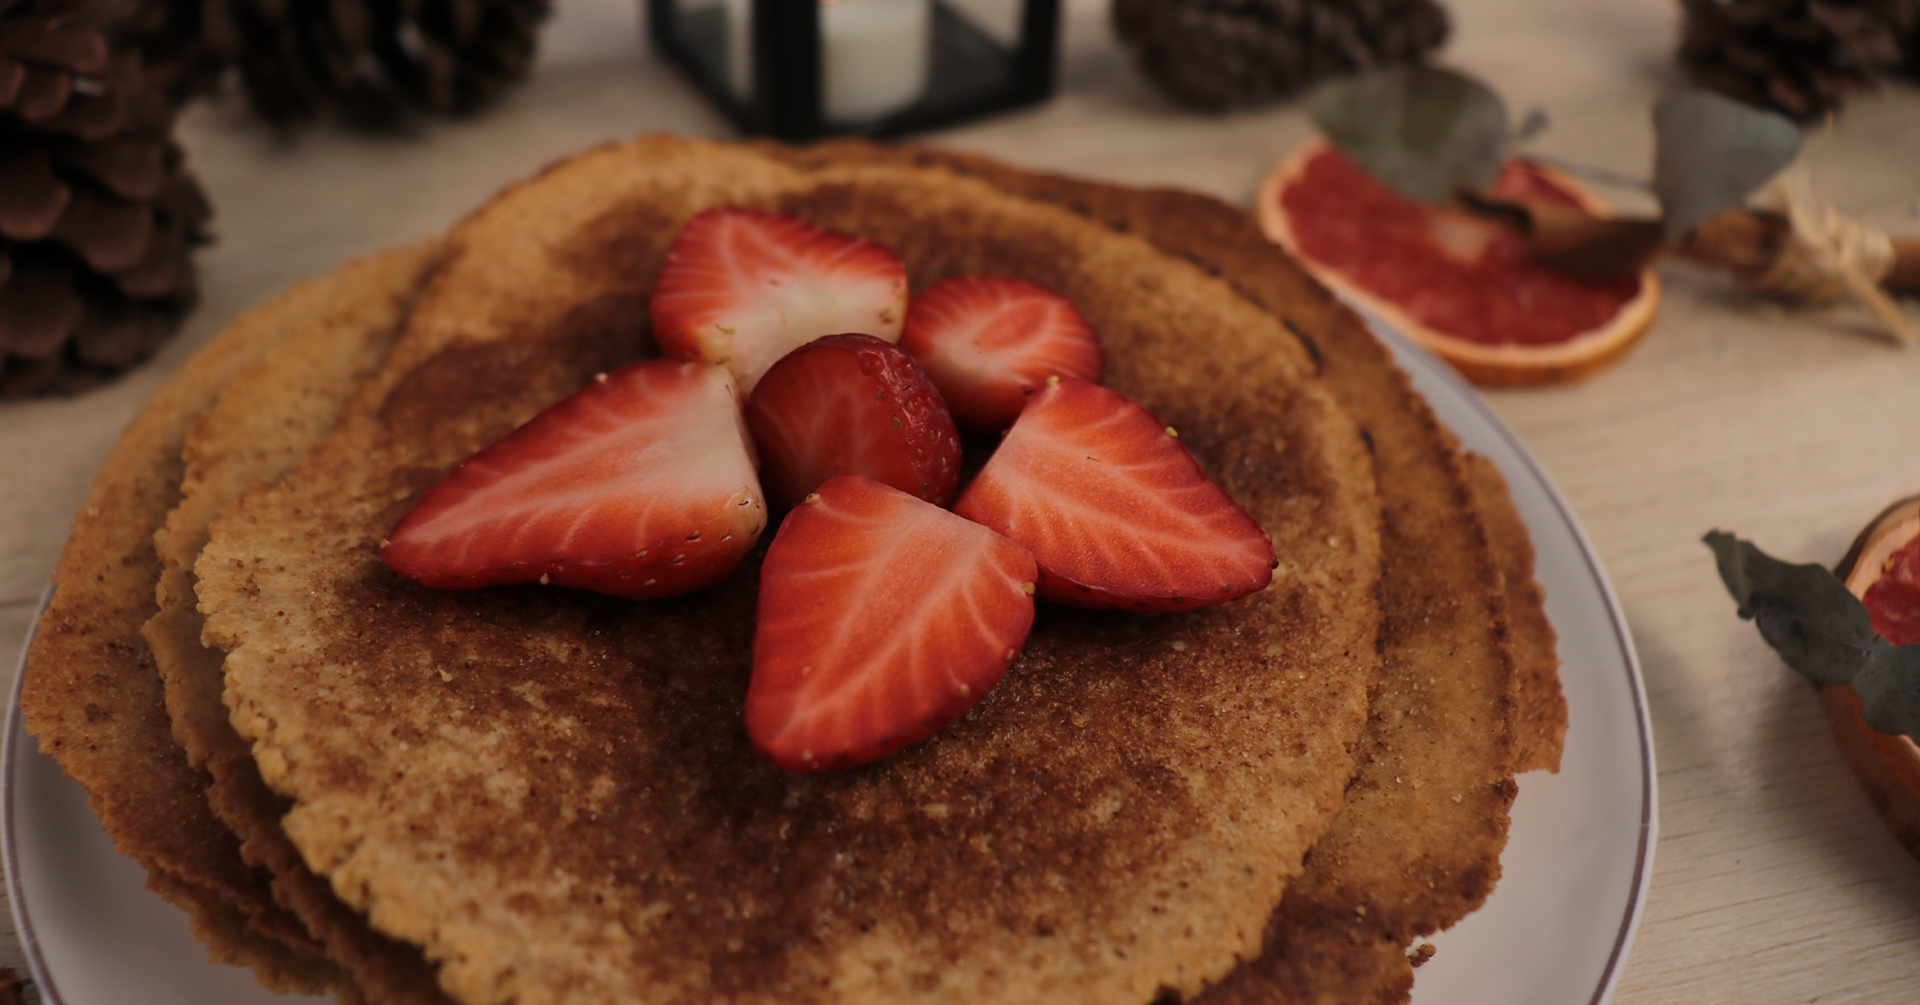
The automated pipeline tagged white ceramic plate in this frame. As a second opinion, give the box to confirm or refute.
[1,324,1655,1005]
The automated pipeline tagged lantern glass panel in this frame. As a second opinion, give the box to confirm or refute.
[942,0,1019,44]
[648,0,1060,139]
[729,0,934,124]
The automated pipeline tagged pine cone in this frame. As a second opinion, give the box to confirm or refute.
[148,0,552,130]
[2,0,212,399]
[1113,0,1451,109]
[1679,0,1916,121]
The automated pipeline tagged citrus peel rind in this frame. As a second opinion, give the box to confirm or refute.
[1257,139,1661,387]
[1824,494,1920,862]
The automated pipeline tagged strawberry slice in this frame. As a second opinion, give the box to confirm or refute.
[747,474,1038,772]
[651,208,908,394]
[745,333,963,510]
[900,275,1103,429]
[382,359,766,600]
[952,377,1275,612]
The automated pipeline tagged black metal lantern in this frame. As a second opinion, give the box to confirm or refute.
[647,0,1062,140]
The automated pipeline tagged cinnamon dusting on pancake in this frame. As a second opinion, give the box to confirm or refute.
[25,136,1565,1005]
[196,137,1383,1005]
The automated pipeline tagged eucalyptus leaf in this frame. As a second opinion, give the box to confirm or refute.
[1307,66,1510,204]
[1852,641,1920,739]
[1653,89,1802,240]
[1704,531,1877,685]
[1513,108,1550,144]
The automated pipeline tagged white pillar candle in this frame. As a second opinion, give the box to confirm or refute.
[821,0,931,122]
[725,0,753,104]
[725,0,932,124]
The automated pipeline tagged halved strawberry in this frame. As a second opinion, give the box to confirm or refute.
[650,208,908,394]
[747,474,1038,772]
[745,333,962,510]
[382,359,766,600]
[900,275,1103,429]
[952,377,1275,612]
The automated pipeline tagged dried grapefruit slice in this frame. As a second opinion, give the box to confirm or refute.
[1258,138,1661,386]
[1822,494,1920,860]
[1844,496,1920,646]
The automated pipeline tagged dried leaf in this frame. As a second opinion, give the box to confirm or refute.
[1513,107,1550,143]
[1654,89,1802,240]
[1307,65,1510,204]
[1855,642,1920,738]
[1706,530,1874,684]
[1707,531,1920,739]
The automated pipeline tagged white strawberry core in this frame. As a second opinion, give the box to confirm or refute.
[707,274,904,394]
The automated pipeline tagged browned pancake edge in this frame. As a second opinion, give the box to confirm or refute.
[17,264,389,997]
[141,240,457,1005]
[1462,451,1567,774]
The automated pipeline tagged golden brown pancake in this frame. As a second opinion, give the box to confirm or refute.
[194,136,1385,1005]
[148,233,1379,1004]
[22,137,1567,1005]
[140,241,454,1005]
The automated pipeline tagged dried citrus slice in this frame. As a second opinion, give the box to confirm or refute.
[1844,496,1920,646]
[1822,494,1920,860]
[1258,138,1661,386]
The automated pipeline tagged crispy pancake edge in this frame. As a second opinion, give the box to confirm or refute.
[17,267,378,996]
[1463,452,1567,774]
[195,136,1384,1005]
[141,240,458,1005]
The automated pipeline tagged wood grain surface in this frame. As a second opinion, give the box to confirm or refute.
[2,0,1917,1001]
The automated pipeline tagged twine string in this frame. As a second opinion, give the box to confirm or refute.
[1744,175,1918,346]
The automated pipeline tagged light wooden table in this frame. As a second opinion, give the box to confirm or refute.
[3,0,1918,1001]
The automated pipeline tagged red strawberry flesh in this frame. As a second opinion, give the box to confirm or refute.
[382,359,766,600]
[953,377,1275,612]
[747,474,1038,772]
[901,274,1103,429]
[746,333,962,510]
[650,207,907,394]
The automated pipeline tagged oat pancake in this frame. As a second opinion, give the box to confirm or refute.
[797,145,1550,1003]
[141,240,454,1005]
[26,138,1566,1005]
[14,259,427,997]
[194,136,1385,1005]
[201,151,1553,1005]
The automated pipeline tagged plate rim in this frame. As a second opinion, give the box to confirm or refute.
[3,584,70,1005]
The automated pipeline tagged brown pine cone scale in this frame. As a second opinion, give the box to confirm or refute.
[1680,0,1917,120]
[2,0,210,398]
[0,149,69,238]
[1114,0,1452,109]
[153,0,552,130]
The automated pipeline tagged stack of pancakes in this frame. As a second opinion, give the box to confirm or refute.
[20,136,1566,1005]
